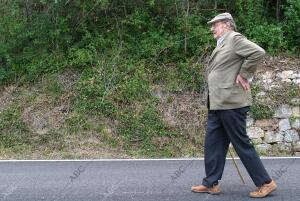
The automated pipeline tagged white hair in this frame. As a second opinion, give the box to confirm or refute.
[223,19,237,31]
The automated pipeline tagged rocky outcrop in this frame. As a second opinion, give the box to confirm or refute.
[247,68,300,155]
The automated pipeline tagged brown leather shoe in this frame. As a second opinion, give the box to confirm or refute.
[249,180,277,198]
[191,184,221,195]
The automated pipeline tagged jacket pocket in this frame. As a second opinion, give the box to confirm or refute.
[219,83,247,105]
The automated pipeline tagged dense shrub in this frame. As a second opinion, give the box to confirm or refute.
[284,0,300,52]
[1,0,299,84]
[245,23,285,54]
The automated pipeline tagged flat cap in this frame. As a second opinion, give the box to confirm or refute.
[207,12,234,24]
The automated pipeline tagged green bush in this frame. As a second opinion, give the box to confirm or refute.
[68,47,95,69]
[245,23,286,54]
[75,67,117,117]
[178,61,204,92]
[117,105,175,149]
[250,103,274,120]
[284,0,300,52]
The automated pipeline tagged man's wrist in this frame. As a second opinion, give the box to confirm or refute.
[239,71,253,80]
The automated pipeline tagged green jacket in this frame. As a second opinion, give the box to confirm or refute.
[207,31,265,110]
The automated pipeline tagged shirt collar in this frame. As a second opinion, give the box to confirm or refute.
[216,31,232,46]
[217,35,225,46]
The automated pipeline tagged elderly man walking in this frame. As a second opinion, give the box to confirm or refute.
[191,13,277,198]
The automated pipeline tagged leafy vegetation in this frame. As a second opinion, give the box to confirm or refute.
[250,103,274,120]
[0,0,300,158]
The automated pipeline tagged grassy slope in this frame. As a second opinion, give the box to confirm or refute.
[0,69,206,159]
[1,56,299,159]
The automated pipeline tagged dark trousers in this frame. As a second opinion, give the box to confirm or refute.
[202,106,271,187]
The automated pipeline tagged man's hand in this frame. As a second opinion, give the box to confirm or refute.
[236,74,250,91]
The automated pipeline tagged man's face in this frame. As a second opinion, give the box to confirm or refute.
[210,21,226,40]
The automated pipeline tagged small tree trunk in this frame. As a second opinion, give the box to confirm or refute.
[184,0,189,54]
[276,0,280,21]
[24,0,30,22]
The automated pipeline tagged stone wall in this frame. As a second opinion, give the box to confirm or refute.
[247,69,300,156]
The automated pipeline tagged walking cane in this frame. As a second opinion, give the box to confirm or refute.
[229,146,245,184]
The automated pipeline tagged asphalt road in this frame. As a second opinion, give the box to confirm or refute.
[0,158,299,201]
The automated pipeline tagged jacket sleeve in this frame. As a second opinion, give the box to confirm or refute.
[233,35,265,79]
